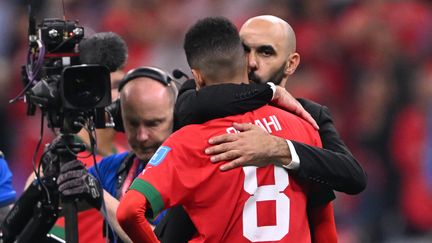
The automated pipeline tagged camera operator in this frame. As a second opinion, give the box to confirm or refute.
[57,66,179,243]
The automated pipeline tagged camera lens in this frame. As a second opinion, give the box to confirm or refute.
[61,65,111,110]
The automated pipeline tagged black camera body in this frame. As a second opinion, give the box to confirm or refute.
[25,18,111,133]
[39,18,84,53]
[1,17,114,243]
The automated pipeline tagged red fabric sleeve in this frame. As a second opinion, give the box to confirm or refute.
[308,202,338,243]
[117,190,159,243]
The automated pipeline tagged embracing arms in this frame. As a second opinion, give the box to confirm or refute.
[176,81,366,194]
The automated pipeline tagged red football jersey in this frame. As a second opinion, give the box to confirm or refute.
[132,105,322,243]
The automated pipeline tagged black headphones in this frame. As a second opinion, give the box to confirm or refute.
[118,66,174,91]
[107,66,175,132]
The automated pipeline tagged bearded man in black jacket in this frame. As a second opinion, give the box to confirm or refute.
[155,15,367,242]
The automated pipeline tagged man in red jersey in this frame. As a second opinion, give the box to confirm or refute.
[117,17,337,243]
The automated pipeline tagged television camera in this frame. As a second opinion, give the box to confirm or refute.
[1,12,112,243]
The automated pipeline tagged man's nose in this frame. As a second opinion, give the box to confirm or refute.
[136,126,149,142]
[247,52,258,70]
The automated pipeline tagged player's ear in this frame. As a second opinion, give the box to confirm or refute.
[191,69,204,90]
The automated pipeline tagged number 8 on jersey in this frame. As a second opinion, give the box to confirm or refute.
[242,165,290,242]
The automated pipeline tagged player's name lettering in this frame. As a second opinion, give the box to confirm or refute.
[226,115,282,134]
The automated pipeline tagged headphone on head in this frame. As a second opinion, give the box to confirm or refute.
[118,66,174,91]
[107,66,177,132]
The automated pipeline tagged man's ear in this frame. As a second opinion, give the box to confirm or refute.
[285,52,300,75]
[191,69,204,90]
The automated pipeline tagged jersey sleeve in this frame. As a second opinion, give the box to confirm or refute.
[308,202,338,243]
[129,128,208,218]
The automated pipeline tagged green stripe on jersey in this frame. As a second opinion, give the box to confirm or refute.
[129,179,164,218]
[48,225,65,240]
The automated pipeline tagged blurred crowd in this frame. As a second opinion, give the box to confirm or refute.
[1,0,432,242]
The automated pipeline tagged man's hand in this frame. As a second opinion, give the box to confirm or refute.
[205,122,292,171]
[272,86,319,130]
[57,159,102,209]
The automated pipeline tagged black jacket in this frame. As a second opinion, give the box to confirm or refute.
[295,98,366,194]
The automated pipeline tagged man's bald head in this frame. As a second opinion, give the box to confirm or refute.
[120,78,174,106]
[120,77,175,161]
[240,15,300,87]
[241,15,296,54]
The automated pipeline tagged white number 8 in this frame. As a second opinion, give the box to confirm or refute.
[242,166,290,242]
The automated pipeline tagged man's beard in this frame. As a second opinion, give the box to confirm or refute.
[249,61,287,85]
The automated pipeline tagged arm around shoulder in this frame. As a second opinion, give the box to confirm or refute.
[175,82,272,129]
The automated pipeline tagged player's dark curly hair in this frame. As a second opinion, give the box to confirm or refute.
[183,16,245,83]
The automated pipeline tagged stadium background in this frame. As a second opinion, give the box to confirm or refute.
[0,0,431,242]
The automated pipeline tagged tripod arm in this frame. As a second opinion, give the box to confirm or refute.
[1,177,59,243]
[0,134,86,243]
[54,134,85,243]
